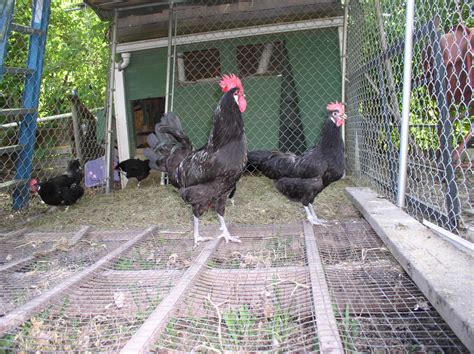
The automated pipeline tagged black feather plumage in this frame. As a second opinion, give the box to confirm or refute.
[116,158,151,183]
[33,159,85,206]
[147,87,247,217]
[248,106,345,214]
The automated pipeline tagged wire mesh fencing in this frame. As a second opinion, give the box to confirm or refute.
[314,220,466,352]
[0,0,110,219]
[344,0,473,240]
[125,1,345,157]
[0,223,467,352]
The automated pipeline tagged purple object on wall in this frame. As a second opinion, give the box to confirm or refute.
[84,156,120,188]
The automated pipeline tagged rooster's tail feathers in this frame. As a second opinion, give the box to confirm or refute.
[161,112,183,131]
[145,112,192,172]
[247,150,273,167]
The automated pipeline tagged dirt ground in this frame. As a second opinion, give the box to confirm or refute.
[0,174,361,233]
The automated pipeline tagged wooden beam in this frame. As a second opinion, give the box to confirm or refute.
[0,226,157,336]
[120,237,221,353]
[116,17,344,53]
[114,64,131,188]
[303,221,344,353]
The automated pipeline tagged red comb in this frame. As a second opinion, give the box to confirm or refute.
[219,74,243,93]
[326,101,345,114]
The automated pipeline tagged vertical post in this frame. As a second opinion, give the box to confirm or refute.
[164,1,174,114]
[340,0,349,144]
[104,10,118,194]
[396,0,415,208]
[162,1,174,185]
[0,0,15,80]
[114,62,131,188]
[13,0,51,210]
[170,6,178,112]
[429,22,460,231]
[70,98,83,162]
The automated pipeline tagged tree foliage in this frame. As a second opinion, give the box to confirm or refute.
[1,1,110,117]
[40,2,110,116]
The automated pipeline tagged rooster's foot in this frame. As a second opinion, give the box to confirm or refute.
[218,231,241,243]
[194,235,213,246]
[307,216,327,226]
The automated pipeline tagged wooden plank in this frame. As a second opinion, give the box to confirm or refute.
[0,228,28,239]
[115,0,341,42]
[303,221,344,354]
[0,255,35,273]
[0,227,89,272]
[101,266,306,279]
[67,225,91,247]
[120,237,221,354]
[0,226,157,336]
[10,23,44,35]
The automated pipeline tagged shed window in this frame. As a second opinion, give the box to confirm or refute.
[237,41,284,77]
[178,48,221,82]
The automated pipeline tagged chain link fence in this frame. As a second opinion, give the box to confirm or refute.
[170,1,343,155]
[2,0,472,242]
[0,0,110,218]
[344,0,473,240]
[117,1,344,160]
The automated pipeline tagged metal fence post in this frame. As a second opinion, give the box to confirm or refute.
[396,0,415,208]
[340,0,349,146]
[164,1,174,114]
[161,1,175,186]
[104,10,118,194]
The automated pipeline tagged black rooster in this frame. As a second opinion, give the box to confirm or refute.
[248,102,347,225]
[116,158,151,187]
[29,159,84,206]
[145,74,247,245]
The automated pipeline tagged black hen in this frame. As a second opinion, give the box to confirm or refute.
[145,74,247,245]
[247,102,347,225]
[116,158,151,187]
[29,159,84,206]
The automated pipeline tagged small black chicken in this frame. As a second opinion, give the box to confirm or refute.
[145,74,247,245]
[116,158,151,187]
[29,159,84,206]
[248,102,347,225]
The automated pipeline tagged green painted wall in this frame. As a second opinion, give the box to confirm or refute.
[123,48,169,149]
[122,28,341,153]
[287,28,342,146]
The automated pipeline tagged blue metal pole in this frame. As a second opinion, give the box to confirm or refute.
[12,0,51,209]
[0,0,15,81]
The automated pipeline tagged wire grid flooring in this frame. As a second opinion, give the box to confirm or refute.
[0,222,468,352]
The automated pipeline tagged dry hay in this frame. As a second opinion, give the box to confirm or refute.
[0,174,361,232]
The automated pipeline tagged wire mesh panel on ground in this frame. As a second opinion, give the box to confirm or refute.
[0,222,466,352]
[0,0,110,218]
[0,228,122,316]
[314,220,466,352]
[0,227,200,351]
[344,0,473,240]
[156,224,318,352]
